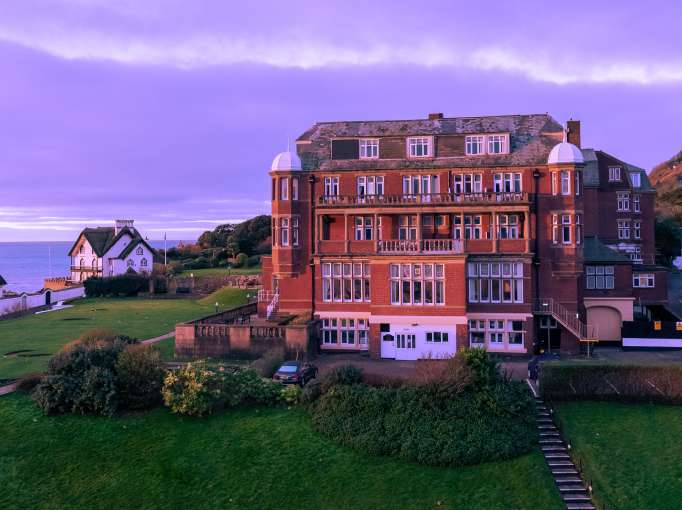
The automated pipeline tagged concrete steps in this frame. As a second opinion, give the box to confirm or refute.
[534,396,596,510]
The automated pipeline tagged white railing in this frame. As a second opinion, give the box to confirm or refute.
[533,298,598,340]
[377,238,464,254]
[266,292,279,320]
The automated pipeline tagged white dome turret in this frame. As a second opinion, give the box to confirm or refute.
[270,150,301,172]
[548,141,584,165]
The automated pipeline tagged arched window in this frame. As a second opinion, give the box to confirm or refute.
[79,258,85,268]
[127,259,135,267]
[140,258,148,267]
[79,245,84,254]
[136,247,143,255]
[92,259,97,269]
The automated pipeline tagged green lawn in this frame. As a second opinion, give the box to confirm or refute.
[0,288,250,380]
[188,266,262,277]
[0,393,563,510]
[555,402,682,510]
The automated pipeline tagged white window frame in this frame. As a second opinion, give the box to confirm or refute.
[359,139,379,159]
[280,217,289,246]
[280,177,289,200]
[633,194,641,213]
[630,172,641,188]
[389,263,444,306]
[617,192,630,212]
[633,273,655,288]
[465,135,484,155]
[487,134,508,154]
[561,214,571,244]
[407,137,432,158]
[292,177,299,200]
[323,176,339,196]
[560,170,571,195]
[586,266,615,290]
[617,219,630,240]
[633,220,641,239]
[609,166,621,182]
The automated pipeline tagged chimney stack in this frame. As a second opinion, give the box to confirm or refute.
[566,119,581,148]
[428,113,444,120]
[115,219,134,235]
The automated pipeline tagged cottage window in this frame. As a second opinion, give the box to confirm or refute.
[324,176,339,196]
[586,266,615,290]
[487,134,507,154]
[389,263,444,306]
[617,219,630,240]
[617,192,630,211]
[633,273,655,288]
[92,259,97,269]
[136,247,143,255]
[359,139,379,159]
[407,137,431,157]
[141,258,148,267]
[609,166,621,181]
[80,258,85,268]
[465,135,484,155]
[467,262,523,304]
[292,178,299,200]
[280,177,289,200]
[560,170,570,195]
[322,262,370,303]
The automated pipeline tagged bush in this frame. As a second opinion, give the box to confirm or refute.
[539,363,682,404]
[73,366,118,416]
[84,274,149,297]
[246,255,261,267]
[162,364,223,417]
[232,253,248,268]
[310,350,536,467]
[281,384,301,405]
[252,347,285,378]
[184,256,210,270]
[115,345,165,410]
[299,380,322,406]
[321,364,363,392]
[15,373,42,394]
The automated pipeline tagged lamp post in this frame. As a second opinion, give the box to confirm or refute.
[215,302,219,314]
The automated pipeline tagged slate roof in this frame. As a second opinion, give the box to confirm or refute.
[115,237,156,259]
[583,236,631,263]
[296,113,564,171]
[583,149,654,191]
[68,226,155,258]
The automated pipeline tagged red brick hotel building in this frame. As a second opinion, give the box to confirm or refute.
[259,113,667,359]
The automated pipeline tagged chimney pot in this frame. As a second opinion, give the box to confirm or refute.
[428,113,444,120]
[566,120,581,148]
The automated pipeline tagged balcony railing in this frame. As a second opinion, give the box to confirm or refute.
[70,266,102,272]
[378,238,464,254]
[318,192,529,207]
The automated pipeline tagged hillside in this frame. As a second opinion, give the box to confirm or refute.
[650,150,682,218]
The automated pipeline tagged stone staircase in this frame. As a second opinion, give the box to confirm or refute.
[535,396,597,510]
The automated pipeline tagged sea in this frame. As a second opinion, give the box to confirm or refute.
[0,241,184,294]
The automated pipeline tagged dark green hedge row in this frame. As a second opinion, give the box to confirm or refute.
[539,364,682,404]
[84,274,150,297]
[310,354,537,467]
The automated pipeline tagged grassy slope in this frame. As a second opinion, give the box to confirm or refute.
[0,288,250,379]
[556,402,682,510]
[188,266,262,277]
[0,394,563,510]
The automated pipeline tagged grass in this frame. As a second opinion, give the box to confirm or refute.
[185,266,262,277]
[555,401,682,510]
[0,393,563,510]
[0,288,250,380]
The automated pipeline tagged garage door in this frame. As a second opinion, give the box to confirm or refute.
[587,307,622,341]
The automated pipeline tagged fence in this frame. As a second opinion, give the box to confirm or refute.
[0,286,85,316]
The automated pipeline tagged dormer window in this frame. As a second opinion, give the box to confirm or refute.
[136,247,143,255]
[487,134,507,154]
[608,166,621,181]
[465,136,484,155]
[408,137,432,157]
[630,172,641,188]
[359,139,379,159]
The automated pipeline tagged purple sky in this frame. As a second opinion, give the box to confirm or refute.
[1,0,681,241]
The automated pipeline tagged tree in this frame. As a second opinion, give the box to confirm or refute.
[655,216,681,266]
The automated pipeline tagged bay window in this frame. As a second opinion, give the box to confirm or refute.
[467,262,524,303]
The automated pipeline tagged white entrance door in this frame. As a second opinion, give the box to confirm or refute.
[380,333,396,358]
[395,333,417,360]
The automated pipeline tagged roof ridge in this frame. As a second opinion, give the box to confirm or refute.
[310,112,553,126]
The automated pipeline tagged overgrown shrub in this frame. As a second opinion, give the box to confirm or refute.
[310,350,536,467]
[539,363,682,404]
[281,384,301,405]
[321,364,363,392]
[15,373,43,394]
[246,255,261,267]
[232,253,249,268]
[73,366,119,416]
[116,345,165,410]
[84,274,149,297]
[252,347,285,378]
[299,380,322,406]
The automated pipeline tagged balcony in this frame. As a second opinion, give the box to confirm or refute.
[378,239,464,254]
[70,266,102,272]
[317,237,529,256]
[318,192,530,208]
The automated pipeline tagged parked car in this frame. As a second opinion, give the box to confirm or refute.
[273,361,318,386]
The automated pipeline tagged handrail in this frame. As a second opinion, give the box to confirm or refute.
[266,292,279,320]
[318,192,529,207]
[533,298,598,340]
[377,238,464,254]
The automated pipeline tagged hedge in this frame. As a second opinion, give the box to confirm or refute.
[539,363,682,404]
[310,351,537,467]
[84,274,150,297]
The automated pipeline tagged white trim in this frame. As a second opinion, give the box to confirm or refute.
[623,338,682,348]
[369,315,467,325]
[316,311,371,319]
[467,312,533,320]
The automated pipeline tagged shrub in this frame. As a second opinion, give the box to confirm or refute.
[15,372,43,394]
[252,347,285,378]
[84,274,149,297]
[321,364,363,392]
[281,384,301,405]
[299,380,322,406]
[162,364,223,417]
[539,363,682,404]
[232,253,248,268]
[311,351,536,467]
[72,366,118,416]
[115,344,165,410]
[246,255,261,267]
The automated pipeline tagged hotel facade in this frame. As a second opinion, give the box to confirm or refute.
[259,113,667,359]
